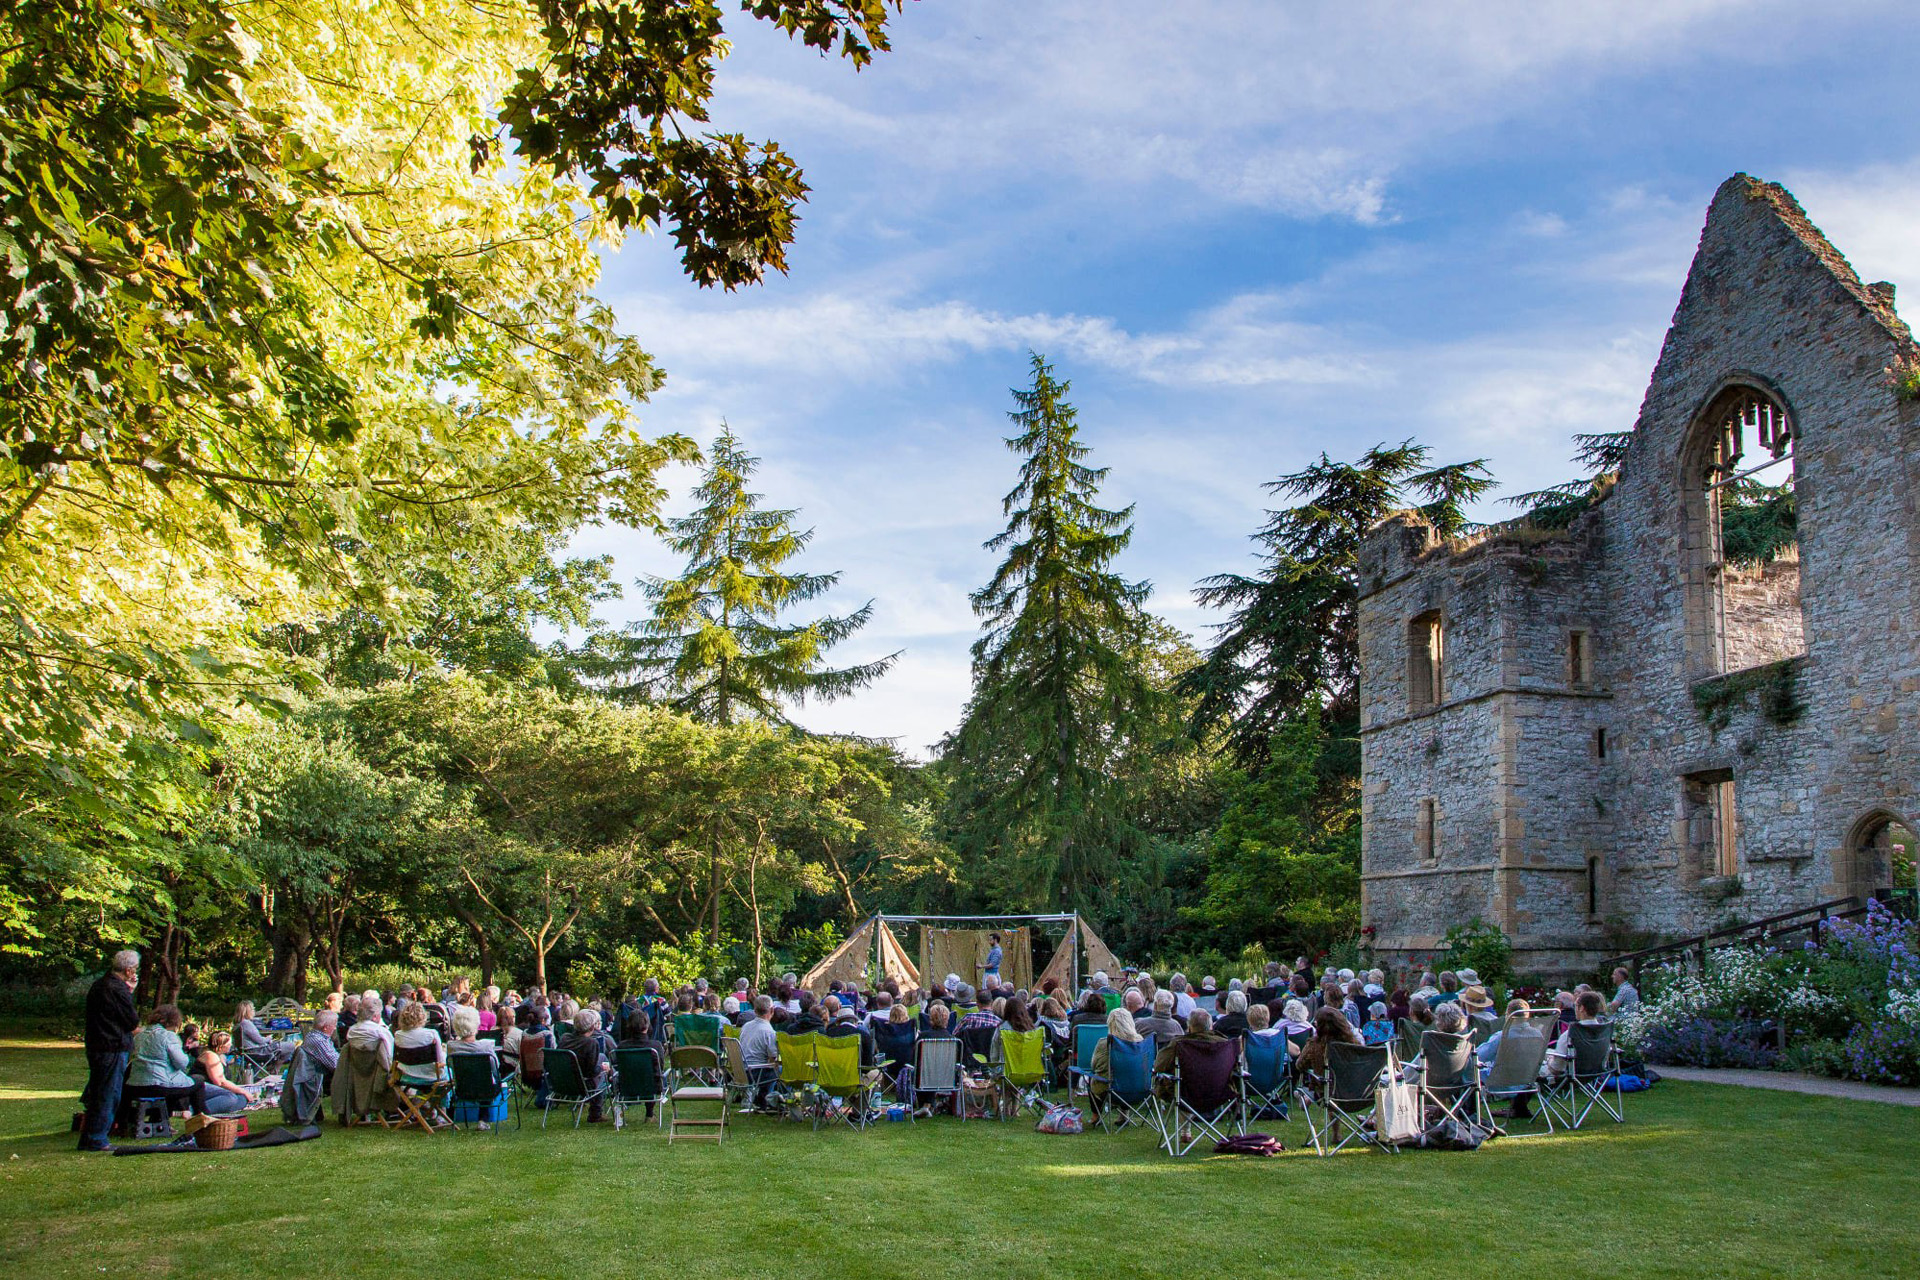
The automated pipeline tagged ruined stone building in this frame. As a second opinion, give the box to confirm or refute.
[1357,175,1920,978]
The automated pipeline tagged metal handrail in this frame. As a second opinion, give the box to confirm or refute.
[1603,895,1865,982]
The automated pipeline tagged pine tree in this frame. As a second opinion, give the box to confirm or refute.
[584,425,896,724]
[943,353,1157,906]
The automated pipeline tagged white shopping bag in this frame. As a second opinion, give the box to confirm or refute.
[1376,1078,1422,1144]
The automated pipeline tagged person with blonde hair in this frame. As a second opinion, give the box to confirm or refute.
[391,999,447,1085]
[1087,1006,1142,1116]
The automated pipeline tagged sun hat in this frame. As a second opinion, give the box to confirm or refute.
[1455,968,1482,986]
[1460,985,1494,1011]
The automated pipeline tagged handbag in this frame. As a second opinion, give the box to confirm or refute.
[1376,1077,1422,1145]
[1034,1103,1083,1134]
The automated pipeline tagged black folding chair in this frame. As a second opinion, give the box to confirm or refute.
[1298,1041,1390,1156]
[1417,1029,1481,1136]
[1542,1022,1625,1128]
[1155,1038,1244,1157]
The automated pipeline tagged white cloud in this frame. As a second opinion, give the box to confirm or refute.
[1785,159,1920,301]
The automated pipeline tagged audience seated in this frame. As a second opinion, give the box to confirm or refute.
[391,1000,447,1086]
[557,1007,611,1121]
[1088,1006,1141,1115]
[820,996,876,1068]
[1214,989,1250,1038]
[1545,990,1609,1078]
[190,1030,254,1114]
[1151,1008,1225,1100]
[126,1005,209,1116]
[233,1000,296,1064]
[1296,1006,1360,1080]
[1134,991,1183,1043]
[1360,1003,1394,1046]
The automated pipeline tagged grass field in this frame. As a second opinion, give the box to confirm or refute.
[2,1034,1916,1279]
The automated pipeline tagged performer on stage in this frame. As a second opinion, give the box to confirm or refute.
[980,933,1003,989]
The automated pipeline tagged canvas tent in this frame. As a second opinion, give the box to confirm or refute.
[800,913,1121,996]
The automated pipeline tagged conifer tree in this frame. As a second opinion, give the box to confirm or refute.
[585,426,895,725]
[943,354,1157,906]
[1181,442,1494,772]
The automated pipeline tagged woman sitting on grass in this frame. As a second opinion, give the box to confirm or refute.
[190,1030,257,1115]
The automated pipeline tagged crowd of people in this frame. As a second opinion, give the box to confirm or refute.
[78,947,1641,1150]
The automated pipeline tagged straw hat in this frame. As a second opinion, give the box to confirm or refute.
[1460,985,1494,1011]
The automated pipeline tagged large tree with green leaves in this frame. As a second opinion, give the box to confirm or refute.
[942,354,1160,908]
[582,426,895,725]
[0,0,908,874]
[1181,442,1495,771]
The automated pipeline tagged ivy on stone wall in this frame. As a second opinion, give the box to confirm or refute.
[1691,658,1805,732]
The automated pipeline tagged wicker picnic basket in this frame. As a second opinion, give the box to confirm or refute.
[193,1117,244,1150]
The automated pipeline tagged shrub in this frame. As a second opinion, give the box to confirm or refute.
[1441,918,1514,988]
[1637,1016,1778,1069]
[1777,1037,1850,1079]
[1843,1019,1920,1087]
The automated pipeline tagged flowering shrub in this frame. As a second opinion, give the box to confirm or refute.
[1620,901,1920,1083]
[1843,1019,1920,1087]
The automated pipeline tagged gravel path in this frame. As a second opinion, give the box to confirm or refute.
[1656,1065,1920,1106]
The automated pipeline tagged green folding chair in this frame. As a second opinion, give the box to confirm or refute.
[811,1033,878,1131]
[773,1031,817,1120]
[539,1045,606,1130]
[995,1027,1050,1119]
[611,1045,665,1130]
[448,1053,514,1133]
[673,1012,725,1056]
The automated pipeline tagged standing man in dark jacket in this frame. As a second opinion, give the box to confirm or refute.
[79,950,141,1152]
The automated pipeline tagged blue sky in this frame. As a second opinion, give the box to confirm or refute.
[565,0,1920,754]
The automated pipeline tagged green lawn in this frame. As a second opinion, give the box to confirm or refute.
[1,1034,1915,1279]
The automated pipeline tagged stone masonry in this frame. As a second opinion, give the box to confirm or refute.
[1356,175,1920,979]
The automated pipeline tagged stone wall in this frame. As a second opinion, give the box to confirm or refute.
[1358,175,1920,980]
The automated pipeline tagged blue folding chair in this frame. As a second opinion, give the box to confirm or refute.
[1097,1035,1158,1134]
[1242,1030,1290,1121]
[1066,1023,1105,1097]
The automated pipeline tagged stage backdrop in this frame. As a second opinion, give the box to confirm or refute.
[920,926,1032,992]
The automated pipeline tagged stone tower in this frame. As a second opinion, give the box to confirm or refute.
[1356,175,1920,979]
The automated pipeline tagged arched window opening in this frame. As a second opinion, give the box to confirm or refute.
[1681,384,1804,677]
[1841,812,1918,905]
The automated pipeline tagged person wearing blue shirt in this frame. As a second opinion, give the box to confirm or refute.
[981,934,1003,987]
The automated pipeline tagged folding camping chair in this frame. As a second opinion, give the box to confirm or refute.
[540,1044,608,1130]
[996,1027,1050,1119]
[449,1053,514,1133]
[1298,1041,1391,1156]
[1416,1028,1481,1138]
[911,1037,962,1120]
[671,1016,726,1083]
[1541,1021,1625,1128]
[722,1037,759,1113]
[611,1045,665,1130]
[873,1023,917,1104]
[1065,1023,1105,1097]
[810,1033,880,1131]
[668,1044,722,1100]
[1396,1017,1425,1065]
[773,1031,818,1120]
[1241,1029,1291,1122]
[389,1045,454,1134]
[1479,1010,1556,1137]
[1155,1037,1244,1157]
[340,1044,397,1128]
[1095,1034,1157,1135]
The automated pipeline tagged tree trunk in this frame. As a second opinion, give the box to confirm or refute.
[451,904,496,989]
[264,920,313,998]
[149,920,186,1008]
[749,829,765,987]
